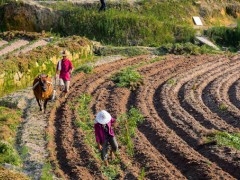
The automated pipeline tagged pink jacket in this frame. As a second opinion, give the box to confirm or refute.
[94,118,116,144]
[56,58,73,81]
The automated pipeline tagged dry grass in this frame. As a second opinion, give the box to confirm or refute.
[0,166,29,180]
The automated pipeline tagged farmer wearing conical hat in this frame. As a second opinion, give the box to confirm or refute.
[56,50,74,98]
[94,110,119,166]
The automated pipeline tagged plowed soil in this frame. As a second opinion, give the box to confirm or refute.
[49,54,240,179]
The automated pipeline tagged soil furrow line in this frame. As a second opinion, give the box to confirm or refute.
[157,58,240,178]
[180,59,240,132]
[87,80,141,179]
[159,59,223,146]
[136,85,234,179]
[135,56,235,179]
[229,80,240,109]
[53,55,152,178]
[106,87,186,179]
[203,71,240,129]
[211,68,240,124]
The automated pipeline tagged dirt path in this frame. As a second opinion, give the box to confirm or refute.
[13,39,48,56]
[0,40,29,57]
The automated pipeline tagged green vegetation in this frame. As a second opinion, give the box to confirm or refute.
[206,21,240,51]
[96,46,149,57]
[41,0,196,46]
[111,67,143,90]
[117,107,144,156]
[158,43,218,55]
[207,131,240,150]
[0,106,22,166]
[219,103,228,111]
[139,167,145,180]
[73,64,93,75]
[41,161,53,180]
[167,79,176,85]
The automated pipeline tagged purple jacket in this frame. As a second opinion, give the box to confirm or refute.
[94,118,116,144]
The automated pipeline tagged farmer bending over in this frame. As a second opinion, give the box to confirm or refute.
[94,110,118,166]
[56,50,73,98]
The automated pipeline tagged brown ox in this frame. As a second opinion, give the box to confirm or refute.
[33,74,54,113]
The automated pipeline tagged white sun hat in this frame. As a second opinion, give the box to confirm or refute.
[96,110,111,124]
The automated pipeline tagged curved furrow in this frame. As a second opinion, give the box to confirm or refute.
[158,57,240,178]
[229,80,240,109]
[178,59,240,178]
[67,56,153,178]
[88,61,186,179]
[203,70,240,129]
[180,59,240,132]
[94,86,141,179]
[235,80,240,103]
[210,68,240,125]
[52,56,150,178]
[135,56,234,179]
[90,79,184,179]
[159,59,225,146]
[137,85,234,179]
[53,71,103,179]
[105,87,186,179]
[86,79,140,179]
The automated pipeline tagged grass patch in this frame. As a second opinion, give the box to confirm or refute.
[167,79,176,85]
[38,1,196,46]
[206,131,240,150]
[96,46,149,57]
[0,141,21,165]
[101,165,120,180]
[73,64,93,75]
[148,56,164,63]
[0,106,22,166]
[205,20,240,52]
[139,167,145,180]
[0,106,22,140]
[41,161,53,180]
[111,67,143,90]
[117,107,144,156]
[219,103,228,111]
[158,43,219,55]
[0,166,29,180]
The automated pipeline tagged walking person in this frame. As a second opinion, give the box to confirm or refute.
[56,50,74,98]
[94,110,119,166]
[99,0,106,12]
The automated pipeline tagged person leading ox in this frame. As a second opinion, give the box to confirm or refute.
[94,110,119,166]
[56,50,74,98]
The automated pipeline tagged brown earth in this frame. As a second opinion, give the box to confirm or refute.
[48,54,240,179]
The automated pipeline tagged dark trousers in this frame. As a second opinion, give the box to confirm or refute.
[101,136,118,160]
[99,0,106,11]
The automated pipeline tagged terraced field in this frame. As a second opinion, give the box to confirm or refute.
[49,54,240,179]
